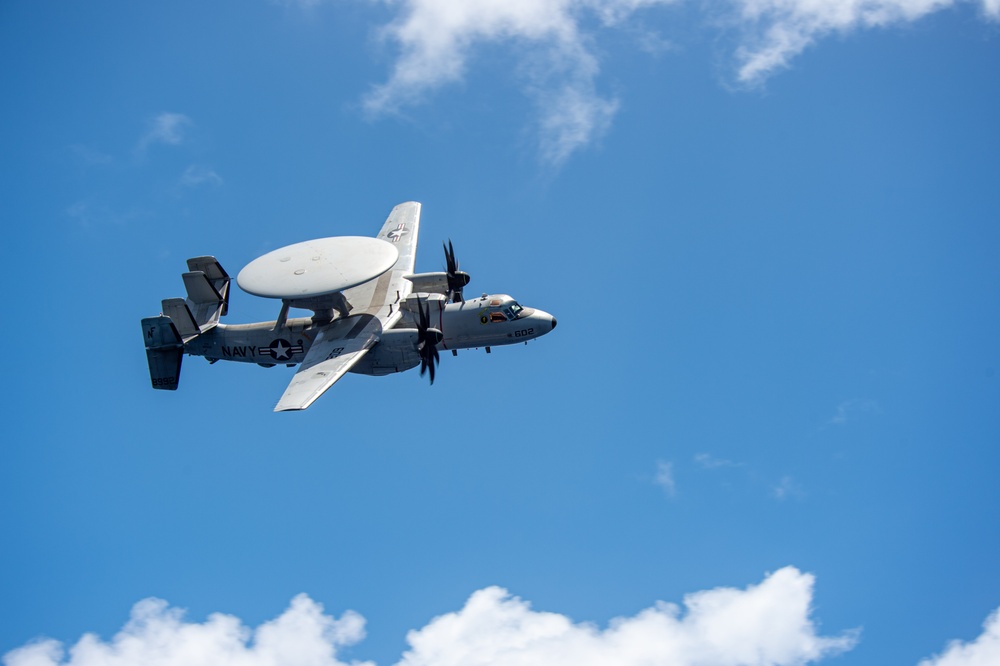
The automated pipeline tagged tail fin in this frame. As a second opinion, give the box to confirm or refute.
[141,316,183,390]
[141,257,228,391]
[182,256,230,329]
[161,298,200,340]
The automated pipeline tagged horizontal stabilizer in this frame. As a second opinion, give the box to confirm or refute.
[141,316,183,390]
[182,270,227,329]
[182,271,221,304]
[186,256,230,317]
[187,255,229,282]
[161,298,199,340]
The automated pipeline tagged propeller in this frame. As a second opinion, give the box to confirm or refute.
[444,240,471,303]
[416,299,443,384]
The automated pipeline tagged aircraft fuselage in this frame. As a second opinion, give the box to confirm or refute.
[182,293,556,373]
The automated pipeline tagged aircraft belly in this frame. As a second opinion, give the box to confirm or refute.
[350,329,421,375]
[443,315,507,348]
[349,352,420,376]
[444,321,544,349]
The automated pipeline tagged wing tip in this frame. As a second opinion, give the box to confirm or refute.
[274,396,317,412]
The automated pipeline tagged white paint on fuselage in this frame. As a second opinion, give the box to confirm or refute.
[403,293,557,350]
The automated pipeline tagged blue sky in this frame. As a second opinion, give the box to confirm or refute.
[2,1,999,664]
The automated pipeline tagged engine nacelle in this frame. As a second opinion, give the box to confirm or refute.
[399,292,447,317]
[404,272,450,294]
[349,329,422,376]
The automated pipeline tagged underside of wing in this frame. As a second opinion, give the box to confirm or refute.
[274,314,383,412]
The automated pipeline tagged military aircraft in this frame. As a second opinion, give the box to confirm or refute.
[141,202,557,411]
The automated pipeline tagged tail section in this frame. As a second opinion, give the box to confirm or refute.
[161,298,200,340]
[141,316,184,390]
[182,256,230,330]
[141,257,229,392]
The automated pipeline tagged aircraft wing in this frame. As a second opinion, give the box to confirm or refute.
[275,202,422,412]
[343,201,421,329]
[274,314,382,412]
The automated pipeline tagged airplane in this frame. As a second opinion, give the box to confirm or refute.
[141,201,557,411]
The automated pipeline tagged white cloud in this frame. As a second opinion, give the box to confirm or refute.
[181,164,224,187]
[726,0,1000,85]
[344,0,1000,163]
[694,453,743,469]
[654,459,677,496]
[918,608,1000,666]
[65,200,147,228]
[66,200,95,227]
[138,112,192,152]
[399,568,857,665]
[828,398,879,426]
[534,78,619,165]
[2,594,371,666]
[294,0,1000,163]
[3,569,859,666]
[361,0,677,165]
[70,144,113,166]
[772,475,804,500]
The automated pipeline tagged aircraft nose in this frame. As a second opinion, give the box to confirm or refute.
[535,311,556,333]
[529,309,557,336]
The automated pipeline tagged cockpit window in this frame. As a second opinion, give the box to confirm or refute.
[482,298,524,323]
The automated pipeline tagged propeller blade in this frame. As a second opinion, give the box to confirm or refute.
[415,299,441,385]
[443,239,471,303]
[417,297,429,332]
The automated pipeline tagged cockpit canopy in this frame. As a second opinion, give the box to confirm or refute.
[475,294,529,323]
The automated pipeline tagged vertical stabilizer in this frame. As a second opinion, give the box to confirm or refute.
[161,298,200,340]
[141,316,184,390]
[183,256,230,327]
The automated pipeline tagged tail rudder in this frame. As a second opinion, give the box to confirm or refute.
[183,256,230,329]
[141,316,184,390]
